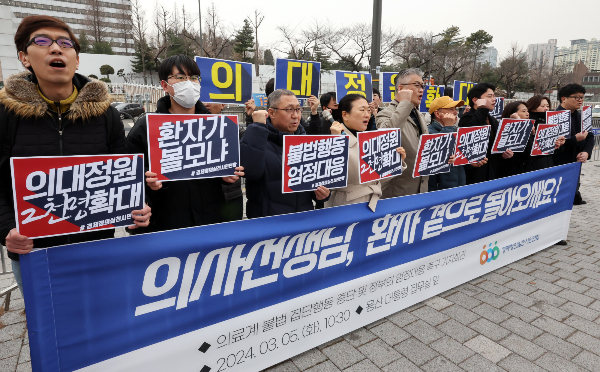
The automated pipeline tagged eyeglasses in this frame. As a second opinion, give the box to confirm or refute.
[272,107,303,115]
[167,74,201,83]
[400,82,425,90]
[568,95,584,101]
[26,36,75,49]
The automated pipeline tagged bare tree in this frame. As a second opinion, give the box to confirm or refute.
[320,23,373,71]
[429,27,470,86]
[497,44,529,98]
[249,10,265,76]
[85,0,108,43]
[275,22,322,61]
[184,3,233,59]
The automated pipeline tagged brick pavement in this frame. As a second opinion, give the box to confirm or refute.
[2,162,600,372]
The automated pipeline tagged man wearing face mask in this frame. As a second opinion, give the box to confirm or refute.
[127,55,244,232]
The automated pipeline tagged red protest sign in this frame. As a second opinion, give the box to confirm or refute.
[10,154,144,239]
[147,114,240,182]
[491,119,534,154]
[531,124,560,156]
[454,125,490,166]
[413,133,455,178]
[357,129,403,184]
[546,110,571,139]
[282,135,349,193]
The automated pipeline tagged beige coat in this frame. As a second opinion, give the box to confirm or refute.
[325,124,407,212]
[376,100,429,198]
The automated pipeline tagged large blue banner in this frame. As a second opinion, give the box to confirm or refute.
[274,59,320,99]
[335,71,373,103]
[380,72,397,103]
[21,163,580,372]
[195,57,253,105]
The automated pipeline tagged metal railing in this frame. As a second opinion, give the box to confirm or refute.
[1,245,12,275]
[592,119,600,162]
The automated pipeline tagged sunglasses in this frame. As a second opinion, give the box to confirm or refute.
[26,36,75,49]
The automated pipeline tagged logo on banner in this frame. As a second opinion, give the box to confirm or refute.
[491,119,534,154]
[10,154,144,239]
[274,59,320,99]
[357,129,403,184]
[582,105,593,132]
[146,114,240,181]
[381,72,397,103]
[282,135,349,193]
[196,57,252,105]
[335,71,373,102]
[454,126,490,166]
[413,133,456,177]
[490,98,504,120]
[480,241,500,265]
[419,85,445,113]
[546,110,571,139]
[452,80,475,106]
[531,124,560,156]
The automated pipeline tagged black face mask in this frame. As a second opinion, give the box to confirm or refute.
[331,108,342,122]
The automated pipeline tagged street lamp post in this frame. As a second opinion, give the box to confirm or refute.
[370,0,382,90]
[198,0,203,57]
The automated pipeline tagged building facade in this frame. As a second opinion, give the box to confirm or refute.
[0,0,133,55]
[555,39,600,71]
[477,46,498,68]
[526,39,556,69]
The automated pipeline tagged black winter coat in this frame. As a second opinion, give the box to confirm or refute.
[552,105,595,166]
[126,96,241,233]
[241,119,327,218]
[525,112,554,172]
[458,107,506,184]
[0,72,127,260]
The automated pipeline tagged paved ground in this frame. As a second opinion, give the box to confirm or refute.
[2,162,600,372]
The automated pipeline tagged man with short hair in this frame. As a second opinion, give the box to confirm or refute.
[241,89,330,218]
[458,82,513,184]
[371,88,383,114]
[552,83,594,205]
[319,92,340,134]
[376,68,429,198]
[128,54,244,230]
[0,15,151,294]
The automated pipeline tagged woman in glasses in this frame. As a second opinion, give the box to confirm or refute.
[327,94,406,211]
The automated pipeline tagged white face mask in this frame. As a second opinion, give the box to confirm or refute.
[167,80,200,109]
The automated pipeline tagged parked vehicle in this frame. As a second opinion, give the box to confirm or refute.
[114,103,145,119]
[593,105,600,118]
[110,101,125,108]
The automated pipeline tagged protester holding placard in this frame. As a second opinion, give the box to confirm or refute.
[128,55,244,231]
[499,101,532,177]
[521,97,565,172]
[241,89,330,218]
[427,96,486,191]
[0,16,151,294]
[458,83,513,184]
[376,68,429,198]
[319,92,341,134]
[326,94,406,211]
[552,84,594,205]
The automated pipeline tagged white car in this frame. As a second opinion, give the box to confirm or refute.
[593,105,600,118]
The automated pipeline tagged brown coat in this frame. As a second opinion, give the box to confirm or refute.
[325,124,406,212]
[376,100,429,198]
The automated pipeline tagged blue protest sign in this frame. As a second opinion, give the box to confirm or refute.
[491,97,505,120]
[282,135,349,193]
[380,72,398,103]
[453,80,476,106]
[147,114,240,181]
[252,93,268,107]
[274,59,320,99]
[21,162,579,372]
[419,85,445,113]
[335,71,373,103]
[196,57,253,105]
[413,133,456,177]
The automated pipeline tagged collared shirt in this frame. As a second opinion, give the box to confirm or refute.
[38,85,78,113]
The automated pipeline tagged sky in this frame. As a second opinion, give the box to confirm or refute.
[141,0,600,60]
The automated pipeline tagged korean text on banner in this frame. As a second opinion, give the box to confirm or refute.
[452,80,475,106]
[335,71,373,103]
[357,129,403,184]
[491,97,505,120]
[274,59,320,99]
[454,125,491,166]
[419,85,445,113]
[146,114,240,181]
[380,72,397,103]
[282,135,349,193]
[531,124,560,156]
[252,93,268,108]
[20,162,580,372]
[10,154,144,239]
[195,57,252,105]
[547,110,571,139]
[413,133,456,177]
[491,119,534,154]
[582,105,593,132]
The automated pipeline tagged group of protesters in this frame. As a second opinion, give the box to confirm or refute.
[0,15,594,296]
